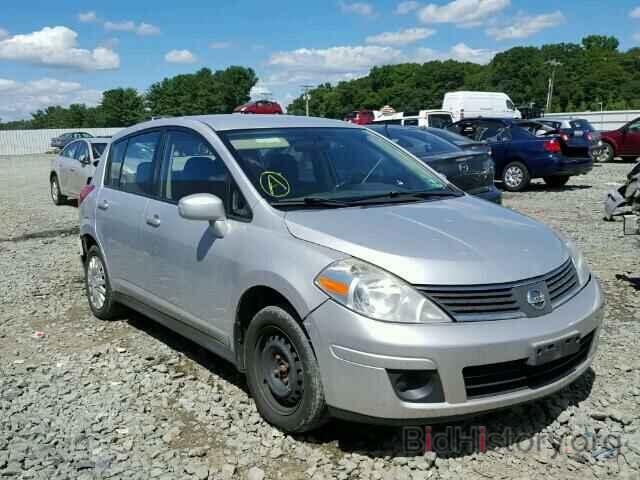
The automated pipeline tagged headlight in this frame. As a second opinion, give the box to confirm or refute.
[315,258,451,324]
[561,236,590,287]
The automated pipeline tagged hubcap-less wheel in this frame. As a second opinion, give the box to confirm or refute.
[504,165,524,189]
[51,178,59,203]
[87,256,107,310]
[257,329,304,415]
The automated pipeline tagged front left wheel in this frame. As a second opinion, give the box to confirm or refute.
[245,306,329,433]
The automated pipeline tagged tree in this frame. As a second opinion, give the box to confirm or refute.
[100,88,146,127]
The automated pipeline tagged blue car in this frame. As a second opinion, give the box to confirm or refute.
[447,118,594,191]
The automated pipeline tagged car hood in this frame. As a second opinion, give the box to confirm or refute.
[284,196,568,285]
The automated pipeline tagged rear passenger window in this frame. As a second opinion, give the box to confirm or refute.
[163,130,230,203]
[119,131,161,195]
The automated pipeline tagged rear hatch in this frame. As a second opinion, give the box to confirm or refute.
[419,151,494,192]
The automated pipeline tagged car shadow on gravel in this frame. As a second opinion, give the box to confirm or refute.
[526,183,592,192]
[125,310,248,392]
[300,369,595,460]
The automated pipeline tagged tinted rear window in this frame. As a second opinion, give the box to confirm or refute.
[385,128,459,156]
[429,114,452,129]
[569,120,593,131]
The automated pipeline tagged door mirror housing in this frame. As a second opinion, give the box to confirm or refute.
[178,193,228,237]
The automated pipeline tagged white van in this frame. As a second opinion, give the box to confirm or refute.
[373,109,453,129]
[442,91,521,122]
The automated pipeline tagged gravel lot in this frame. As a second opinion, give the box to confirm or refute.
[1,154,639,480]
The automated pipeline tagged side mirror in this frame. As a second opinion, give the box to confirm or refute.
[178,193,228,237]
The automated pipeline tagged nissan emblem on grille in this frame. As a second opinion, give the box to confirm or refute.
[458,162,470,174]
[526,287,546,310]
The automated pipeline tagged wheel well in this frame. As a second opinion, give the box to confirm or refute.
[234,286,301,371]
[602,139,615,153]
[80,234,97,261]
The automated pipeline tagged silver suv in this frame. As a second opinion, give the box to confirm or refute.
[79,115,604,432]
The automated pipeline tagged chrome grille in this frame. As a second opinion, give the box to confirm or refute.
[417,259,580,322]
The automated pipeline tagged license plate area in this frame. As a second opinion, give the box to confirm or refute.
[527,334,581,366]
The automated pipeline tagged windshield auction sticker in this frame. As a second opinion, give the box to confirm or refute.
[259,171,291,198]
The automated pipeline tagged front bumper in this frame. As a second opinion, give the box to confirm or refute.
[304,277,604,422]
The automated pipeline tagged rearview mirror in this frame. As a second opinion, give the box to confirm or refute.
[178,193,228,237]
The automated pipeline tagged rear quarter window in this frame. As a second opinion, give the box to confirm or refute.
[106,140,128,187]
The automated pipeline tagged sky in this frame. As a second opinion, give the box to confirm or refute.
[1,0,640,121]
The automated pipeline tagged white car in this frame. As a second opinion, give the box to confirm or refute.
[443,91,521,122]
[50,138,110,205]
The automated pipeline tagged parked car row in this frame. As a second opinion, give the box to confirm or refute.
[46,114,604,433]
[447,117,596,191]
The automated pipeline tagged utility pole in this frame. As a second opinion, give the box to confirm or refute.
[301,85,314,116]
[545,60,561,112]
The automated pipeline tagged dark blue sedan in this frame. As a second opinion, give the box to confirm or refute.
[447,118,594,191]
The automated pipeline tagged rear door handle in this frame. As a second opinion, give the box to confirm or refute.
[146,214,161,227]
[98,200,109,210]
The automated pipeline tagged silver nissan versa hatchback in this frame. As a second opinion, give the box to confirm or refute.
[79,115,604,432]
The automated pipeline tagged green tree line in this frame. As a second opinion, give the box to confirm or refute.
[0,66,257,130]
[288,36,640,118]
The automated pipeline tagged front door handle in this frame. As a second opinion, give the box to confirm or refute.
[98,200,109,210]
[146,214,161,227]
[70,168,76,172]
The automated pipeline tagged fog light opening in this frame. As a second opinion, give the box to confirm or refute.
[388,370,444,403]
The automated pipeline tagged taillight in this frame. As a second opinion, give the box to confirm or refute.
[586,132,593,141]
[79,184,95,204]
[543,139,561,154]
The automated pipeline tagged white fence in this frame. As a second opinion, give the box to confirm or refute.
[543,110,640,131]
[0,128,123,156]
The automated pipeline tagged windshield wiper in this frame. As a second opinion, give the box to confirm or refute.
[348,190,463,204]
[271,197,353,208]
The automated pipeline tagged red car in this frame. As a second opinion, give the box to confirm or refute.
[344,110,374,125]
[599,117,640,162]
[234,100,283,114]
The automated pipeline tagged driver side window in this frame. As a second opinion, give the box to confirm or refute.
[74,142,89,163]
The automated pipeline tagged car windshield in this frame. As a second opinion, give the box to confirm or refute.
[91,143,108,158]
[219,127,453,208]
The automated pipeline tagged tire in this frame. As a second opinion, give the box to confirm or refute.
[543,176,570,188]
[502,161,531,192]
[245,306,329,433]
[50,174,67,206]
[596,143,614,163]
[84,246,124,320]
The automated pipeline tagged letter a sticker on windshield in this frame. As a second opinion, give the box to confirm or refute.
[259,171,291,198]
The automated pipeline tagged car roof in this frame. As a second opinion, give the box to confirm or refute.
[113,114,356,141]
